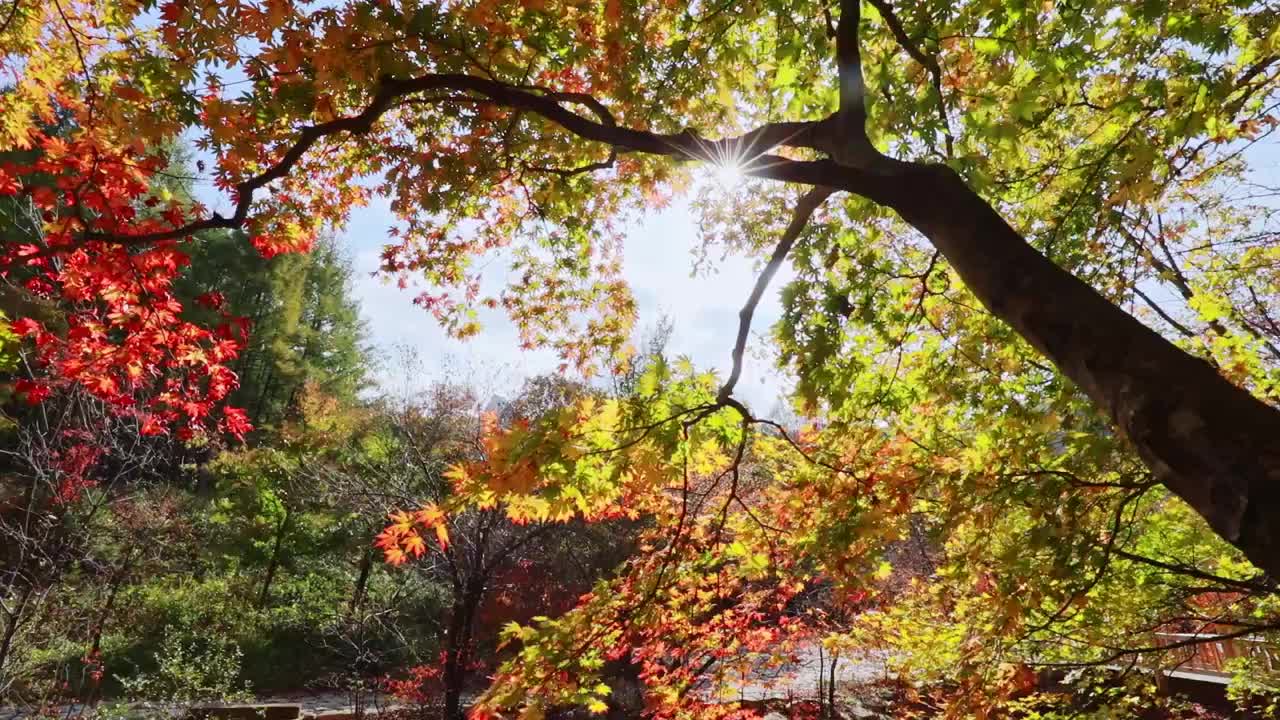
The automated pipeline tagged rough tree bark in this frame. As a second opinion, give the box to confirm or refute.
[864,161,1280,579]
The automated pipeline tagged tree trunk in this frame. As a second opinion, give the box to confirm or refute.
[861,161,1280,577]
[443,583,482,720]
[90,565,127,657]
[258,508,291,609]
[442,650,465,720]
[254,367,278,428]
[827,651,837,716]
[348,549,374,616]
[85,566,126,706]
[815,644,825,711]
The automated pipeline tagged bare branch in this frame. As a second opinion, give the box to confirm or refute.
[0,0,20,37]
[1132,286,1197,339]
[522,149,617,179]
[1118,216,1280,359]
[718,186,833,403]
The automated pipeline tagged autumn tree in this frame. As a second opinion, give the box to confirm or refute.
[5,0,1280,713]
[349,379,633,720]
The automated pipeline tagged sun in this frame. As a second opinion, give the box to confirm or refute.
[714,160,745,187]
[702,125,817,189]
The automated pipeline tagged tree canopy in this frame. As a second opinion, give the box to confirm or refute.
[4,0,1280,715]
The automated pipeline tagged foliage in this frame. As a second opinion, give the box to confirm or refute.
[0,312,19,375]
[117,626,251,704]
[0,127,252,438]
[177,232,372,431]
[5,0,1280,717]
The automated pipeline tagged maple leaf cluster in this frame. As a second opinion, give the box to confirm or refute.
[2,130,253,441]
[381,651,488,707]
[473,527,819,720]
[377,388,862,720]
[375,504,451,566]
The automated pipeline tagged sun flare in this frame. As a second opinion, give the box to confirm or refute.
[714,161,745,187]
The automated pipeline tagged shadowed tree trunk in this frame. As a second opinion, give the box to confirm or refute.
[258,507,292,608]
[442,579,483,720]
[827,651,837,717]
[349,548,374,616]
[859,160,1280,578]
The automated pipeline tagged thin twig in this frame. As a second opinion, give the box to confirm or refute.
[0,0,20,36]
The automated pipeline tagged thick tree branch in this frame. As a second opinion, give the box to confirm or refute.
[831,0,880,167]
[70,73,835,249]
[1030,621,1280,669]
[887,161,1280,579]
[1110,547,1275,594]
[836,0,864,119]
[516,85,618,127]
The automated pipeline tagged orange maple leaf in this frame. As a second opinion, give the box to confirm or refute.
[403,532,427,558]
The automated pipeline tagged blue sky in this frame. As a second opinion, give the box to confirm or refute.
[341,187,795,412]
[182,120,793,410]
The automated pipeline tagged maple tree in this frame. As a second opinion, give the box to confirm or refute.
[240,376,636,719]
[5,0,1280,715]
[365,382,631,720]
[0,122,252,441]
